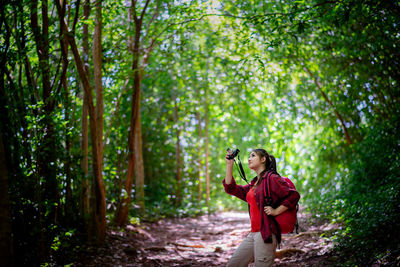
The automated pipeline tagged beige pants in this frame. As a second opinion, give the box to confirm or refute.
[227,232,277,267]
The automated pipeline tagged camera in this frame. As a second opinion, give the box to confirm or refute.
[226,148,240,160]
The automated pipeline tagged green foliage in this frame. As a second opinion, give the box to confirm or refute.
[2,0,400,265]
[333,114,400,265]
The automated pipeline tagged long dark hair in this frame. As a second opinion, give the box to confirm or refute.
[253,148,280,176]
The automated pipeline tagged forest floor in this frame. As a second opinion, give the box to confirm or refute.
[75,209,340,266]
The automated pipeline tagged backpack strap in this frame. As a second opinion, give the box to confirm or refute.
[263,172,273,205]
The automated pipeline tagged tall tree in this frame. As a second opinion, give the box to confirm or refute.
[93,0,104,169]
[59,7,73,221]
[197,112,203,201]
[91,0,106,243]
[204,81,210,209]
[174,95,182,206]
[30,0,60,258]
[129,0,149,216]
[0,8,13,263]
[0,125,14,267]
[54,0,106,244]
[114,0,155,224]
[81,0,91,226]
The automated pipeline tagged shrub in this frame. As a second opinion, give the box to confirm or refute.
[335,114,400,265]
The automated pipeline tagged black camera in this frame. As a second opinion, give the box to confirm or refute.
[226,147,248,183]
[226,148,240,160]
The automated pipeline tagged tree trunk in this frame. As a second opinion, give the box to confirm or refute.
[196,112,202,202]
[113,1,150,224]
[57,7,106,242]
[115,55,145,222]
[61,31,72,222]
[30,0,59,258]
[90,0,105,243]
[69,34,106,243]
[204,87,210,209]
[56,0,74,222]
[81,0,91,227]
[30,0,51,104]
[13,2,37,164]
[93,0,103,169]
[81,0,91,222]
[113,3,137,226]
[81,96,90,220]
[134,92,146,214]
[131,1,147,217]
[174,96,182,206]
[0,108,14,267]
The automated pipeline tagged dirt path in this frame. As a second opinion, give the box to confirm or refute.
[75,210,338,266]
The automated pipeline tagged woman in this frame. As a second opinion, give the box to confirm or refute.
[223,148,300,267]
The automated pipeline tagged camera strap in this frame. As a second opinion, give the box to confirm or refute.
[234,155,248,184]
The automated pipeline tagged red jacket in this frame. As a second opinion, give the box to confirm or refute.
[222,172,300,244]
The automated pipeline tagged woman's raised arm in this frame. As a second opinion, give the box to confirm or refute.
[224,153,234,184]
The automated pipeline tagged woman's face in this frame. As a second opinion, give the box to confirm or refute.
[248,151,266,170]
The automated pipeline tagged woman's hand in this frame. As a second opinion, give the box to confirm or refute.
[225,153,234,166]
[264,206,277,216]
[264,205,288,217]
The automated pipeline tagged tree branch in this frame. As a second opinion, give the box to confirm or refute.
[142,37,156,67]
[303,65,352,146]
[145,0,339,59]
[71,0,81,34]
[152,15,207,45]
[132,0,138,23]
[144,0,159,38]
[140,0,151,22]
